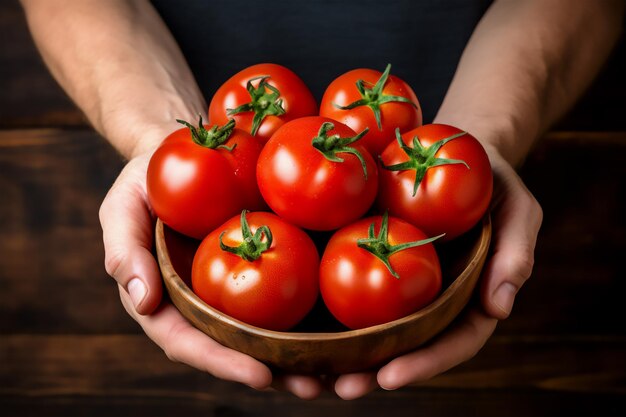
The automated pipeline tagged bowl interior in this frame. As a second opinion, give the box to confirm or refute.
[156,214,491,373]
[160,216,489,334]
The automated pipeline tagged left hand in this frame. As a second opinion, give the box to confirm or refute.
[100,152,327,400]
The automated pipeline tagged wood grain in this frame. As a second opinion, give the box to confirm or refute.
[0,129,130,334]
[1,335,624,416]
[2,0,625,413]
[0,2,86,128]
[0,129,625,416]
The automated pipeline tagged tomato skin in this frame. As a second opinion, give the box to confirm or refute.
[147,125,265,240]
[211,131,267,212]
[320,215,442,330]
[256,116,378,231]
[191,212,320,331]
[208,63,318,143]
[320,67,422,157]
[377,124,493,241]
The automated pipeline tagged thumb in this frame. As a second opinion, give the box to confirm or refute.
[99,155,162,315]
[481,160,543,319]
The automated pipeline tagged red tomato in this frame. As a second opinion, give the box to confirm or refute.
[320,213,442,330]
[377,124,493,240]
[257,116,378,231]
[208,63,317,143]
[320,64,422,157]
[147,118,265,239]
[192,211,320,331]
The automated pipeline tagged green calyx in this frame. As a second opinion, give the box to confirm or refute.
[226,75,286,136]
[219,210,273,262]
[381,128,470,196]
[311,122,370,179]
[177,117,236,151]
[333,63,417,130]
[357,212,444,279]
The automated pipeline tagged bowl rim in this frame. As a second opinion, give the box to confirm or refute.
[156,214,491,342]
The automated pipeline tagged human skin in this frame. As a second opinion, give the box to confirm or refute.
[21,0,624,401]
[331,0,624,400]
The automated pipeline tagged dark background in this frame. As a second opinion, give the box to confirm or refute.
[1,0,625,416]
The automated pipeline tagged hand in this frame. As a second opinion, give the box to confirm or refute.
[99,152,326,398]
[331,148,543,400]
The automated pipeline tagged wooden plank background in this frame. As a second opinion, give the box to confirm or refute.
[1,1,624,416]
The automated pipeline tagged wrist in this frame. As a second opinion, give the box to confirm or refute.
[100,114,197,160]
[101,122,170,160]
[83,74,207,160]
[432,111,539,168]
[127,123,177,159]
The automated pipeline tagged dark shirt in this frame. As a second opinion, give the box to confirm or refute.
[152,0,491,122]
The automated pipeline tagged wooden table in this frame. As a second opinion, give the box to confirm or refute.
[2,0,625,414]
[1,128,624,416]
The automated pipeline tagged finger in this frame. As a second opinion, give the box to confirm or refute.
[481,161,543,319]
[119,286,273,389]
[334,372,378,400]
[100,155,162,315]
[272,374,324,400]
[377,309,497,390]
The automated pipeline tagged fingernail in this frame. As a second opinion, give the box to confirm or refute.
[493,282,517,316]
[127,278,147,309]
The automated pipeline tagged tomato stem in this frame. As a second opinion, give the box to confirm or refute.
[311,122,370,178]
[219,211,273,262]
[380,128,470,196]
[332,64,417,130]
[225,76,286,136]
[357,212,444,278]
[177,116,237,151]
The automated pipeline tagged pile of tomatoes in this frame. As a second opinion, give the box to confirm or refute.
[147,63,493,331]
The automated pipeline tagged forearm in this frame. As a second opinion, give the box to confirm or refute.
[434,0,624,166]
[21,0,206,159]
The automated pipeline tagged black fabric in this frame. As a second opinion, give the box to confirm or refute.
[151,0,492,123]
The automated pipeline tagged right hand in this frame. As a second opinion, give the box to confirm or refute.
[330,146,543,399]
[99,152,325,398]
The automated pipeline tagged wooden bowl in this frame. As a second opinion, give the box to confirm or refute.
[155,215,491,374]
